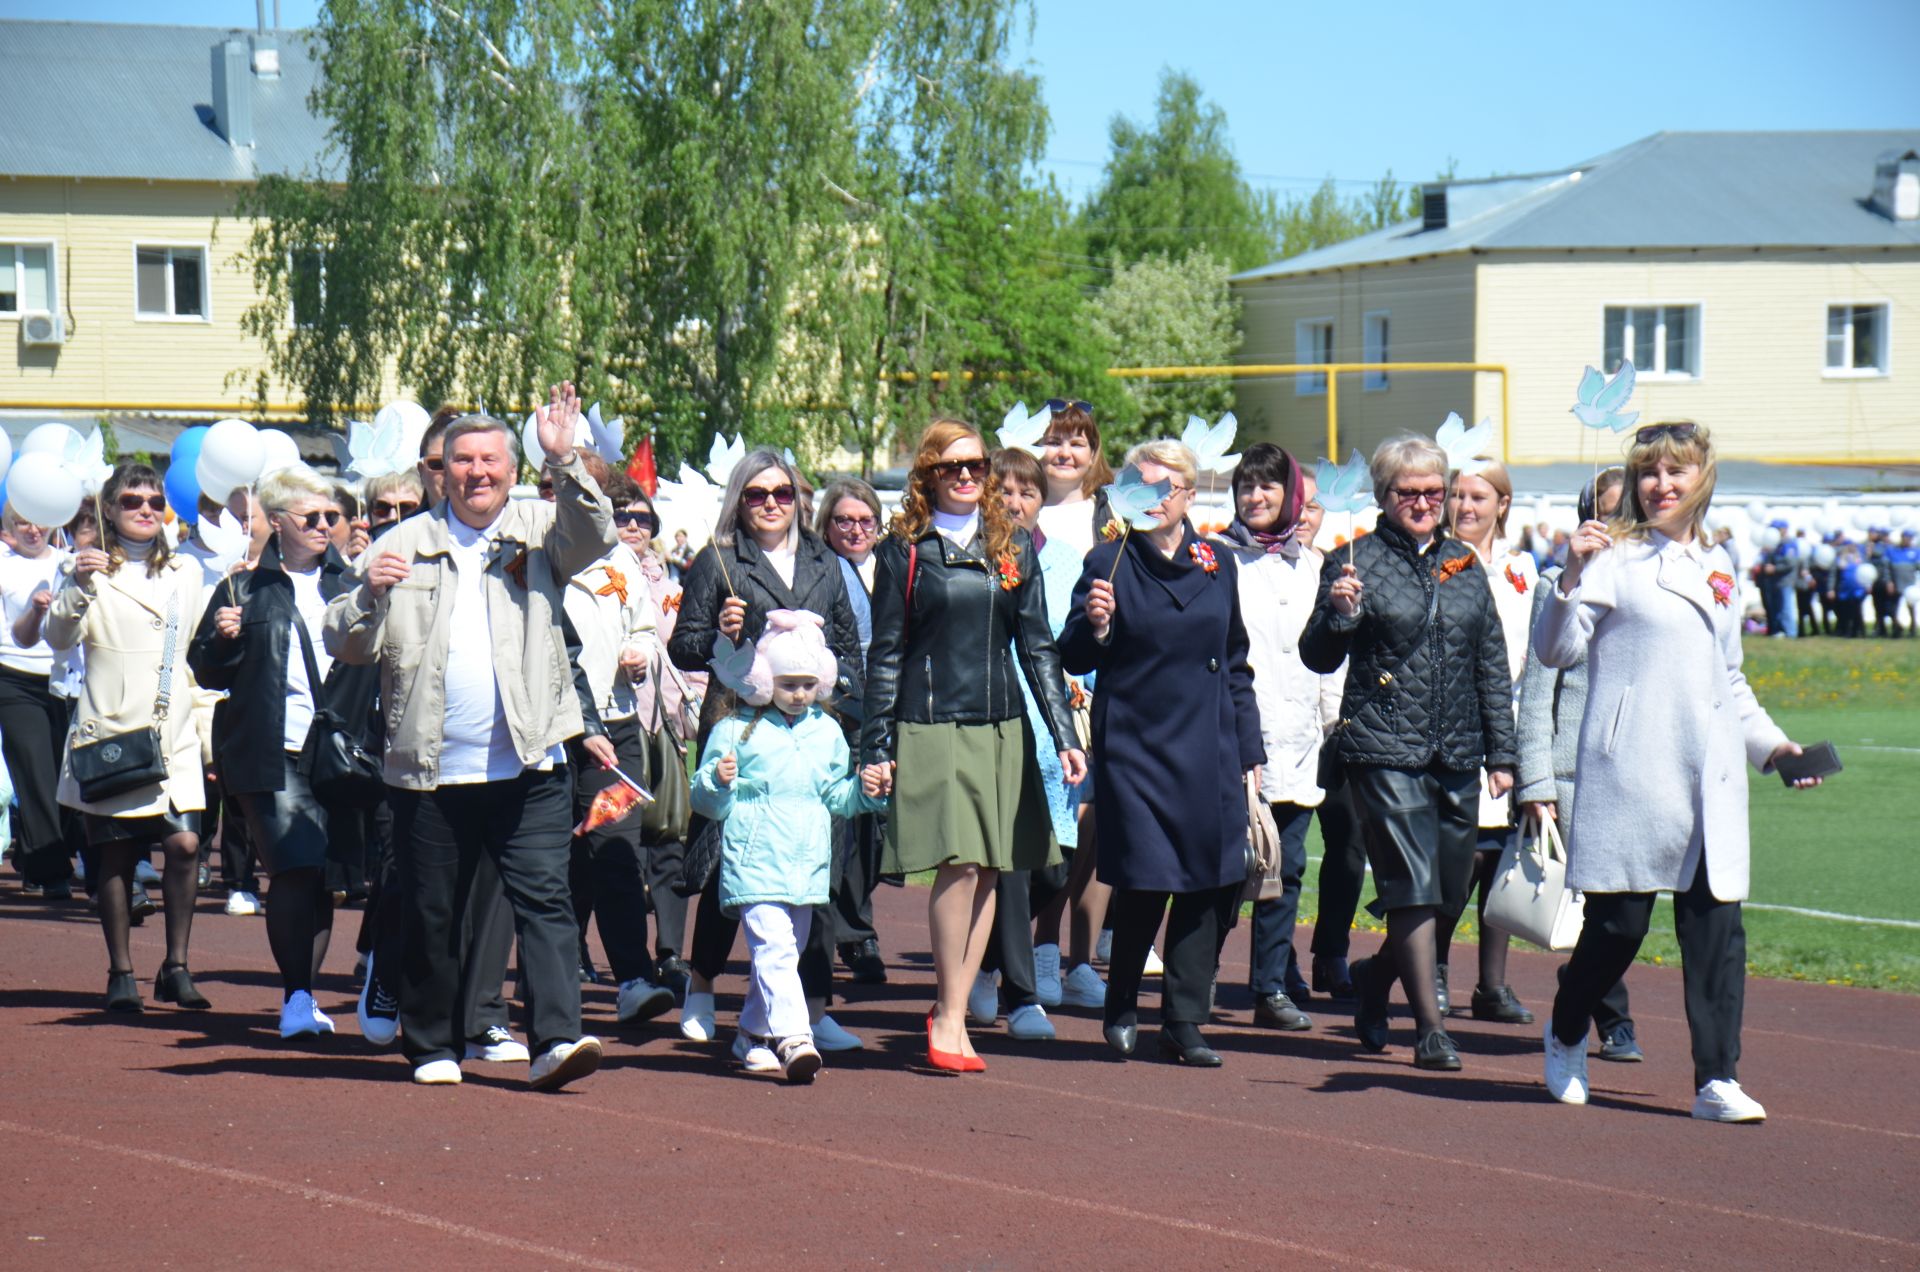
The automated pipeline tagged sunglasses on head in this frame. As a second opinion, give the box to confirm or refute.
[927,458,985,482]
[285,509,344,531]
[1045,398,1093,417]
[116,494,166,513]
[613,509,660,532]
[372,499,420,519]
[742,484,796,509]
[1634,422,1699,446]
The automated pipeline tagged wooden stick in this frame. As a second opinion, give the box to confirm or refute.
[1105,525,1131,585]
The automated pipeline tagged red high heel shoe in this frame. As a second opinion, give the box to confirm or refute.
[927,1009,986,1073]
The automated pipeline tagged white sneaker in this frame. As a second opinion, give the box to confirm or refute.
[465,1025,531,1063]
[1061,962,1107,1009]
[225,890,263,917]
[776,1036,822,1084]
[1692,1079,1766,1123]
[1095,929,1113,965]
[1007,1002,1056,1041]
[279,990,334,1039]
[412,1058,462,1085]
[730,1031,780,1072]
[134,859,162,886]
[616,977,674,1024]
[1143,945,1166,977]
[968,970,999,1025]
[356,952,400,1047]
[1033,943,1063,1008]
[812,1013,864,1052]
[528,1036,603,1092]
[679,990,717,1041]
[1543,1019,1590,1105]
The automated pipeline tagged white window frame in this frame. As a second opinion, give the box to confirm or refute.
[132,242,213,323]
[1823,302,1891,378]
[1600,302,1702,380]
[1362,309,1390,391]
[0,240,60,319]
[1294,317,1334,396]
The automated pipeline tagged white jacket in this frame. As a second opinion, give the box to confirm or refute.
[1534,533,1786,900]
[1220,537,1342,807]
[564,543,660,725]
[1468,538,1538,829]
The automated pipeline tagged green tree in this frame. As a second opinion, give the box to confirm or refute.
[1088,250,1239,449]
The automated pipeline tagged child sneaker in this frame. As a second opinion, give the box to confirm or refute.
[730,1031,779,1073]
[777,1036,821,1084]
[1061,962,1107,1009]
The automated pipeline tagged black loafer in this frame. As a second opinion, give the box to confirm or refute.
[843,938,887,985]
[1102,1022,1137,1057]
[105,971,143,1013]
[1313,955,1356,1000]
[154,963,211,1010]
[1157,1030,1222,1067]
[1253,992,1312,1032]
[1470,984,1535,1024]
[1413,1029,1462,1071]
[1352,957,1390,1052]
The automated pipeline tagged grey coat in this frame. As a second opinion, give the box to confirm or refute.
[1514,565,1583,825]
[1534,534,1787,901]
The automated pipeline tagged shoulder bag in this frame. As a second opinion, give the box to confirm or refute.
[638,639,693,841]
[293,616,386,809]
[1241,773,1283,905]
[1482,813,1584,951]
[70,585,180,803]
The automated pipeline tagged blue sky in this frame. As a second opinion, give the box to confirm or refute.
[13,0,1920,204]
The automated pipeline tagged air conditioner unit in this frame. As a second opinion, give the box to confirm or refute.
[20,313,64,347]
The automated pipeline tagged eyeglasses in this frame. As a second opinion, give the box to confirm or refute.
[115,494,166,513]
[1390,486,1447,506]
[372,499,420,520]
[927,459,985,482]
[1162,482,1193,497]
[613,510,659,530]
[831,514,878,534]
[742,485,797,509]
[421,455,445,472]
[284,509,345,531]
[1634,422,1699,445]
[1045,398,1093,417]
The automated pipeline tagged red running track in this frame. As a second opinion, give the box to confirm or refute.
[1,881,1915,1270]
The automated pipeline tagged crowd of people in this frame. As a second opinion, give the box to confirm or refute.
[0,392,1825,1116]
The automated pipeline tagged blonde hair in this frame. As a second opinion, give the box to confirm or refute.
[1449,460,1513,539]
[1123,438,1198,489]
[1611,422,1717,547]
[257,464,338,516]
[1369,434,1448,506]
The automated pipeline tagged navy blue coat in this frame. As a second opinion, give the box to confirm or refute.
[1059,524,1265,893]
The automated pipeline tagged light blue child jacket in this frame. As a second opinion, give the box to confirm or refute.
[692,705,882,914]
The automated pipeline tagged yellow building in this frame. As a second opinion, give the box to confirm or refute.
[0,19,324,450]
[1231,132,1920,467]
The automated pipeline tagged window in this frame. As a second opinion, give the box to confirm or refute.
[1295,318,1334,395]
[135,246,207,319]
[1826,305,1889,376]
[1603,304,1698,378]
[0,243,57,316]
[1363,310,1390,391]
[290,249,325,327]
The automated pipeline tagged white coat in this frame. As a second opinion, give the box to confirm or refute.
[1217,536,1342,807]
[563,543,659,725]
[1534,533,1786,901]
[1468,538,1538,829]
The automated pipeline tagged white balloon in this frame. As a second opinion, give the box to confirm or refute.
[1906,583,1920,610]
[6,452,84,528]
[1856,563,1879,588]
[0,426,12,487]
[196,418,266,501]
[1758,528,1782,551]
[257,429,303,477]
[1744,500,1768,524]
[19,422,81,457]
[1812,543,1837,569]
[1851,508,1878,532]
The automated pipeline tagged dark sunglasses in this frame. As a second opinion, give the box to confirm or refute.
[421,455,445,472]
[116,494,166,513]
[372,499,420,519]
[1045,398,1093,416]
[1390,486,1446,506]
[927,458,985,482]
[284,509,345,531]
[742,485,796,509]
[613,509,661,532]
[1634,422,1699,446]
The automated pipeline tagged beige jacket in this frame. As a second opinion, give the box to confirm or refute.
[46,555,208,817]
[323,453,614,790]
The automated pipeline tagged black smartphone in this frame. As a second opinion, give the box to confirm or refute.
[1776,741,1841,785]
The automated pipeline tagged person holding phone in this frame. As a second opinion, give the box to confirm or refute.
[1535,422,1823,1123]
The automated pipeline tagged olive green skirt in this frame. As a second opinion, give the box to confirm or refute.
[884,719,1060,874]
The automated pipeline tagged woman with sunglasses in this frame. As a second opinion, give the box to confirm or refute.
[1537,423,1821,1122]
[862,419,1084,1071]
[668,448,864,1049]
[47,464,210,1013]
[187,464,354,1037]
[1300,433,1517,1072]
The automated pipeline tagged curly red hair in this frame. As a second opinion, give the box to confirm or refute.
[889,418,1015,563]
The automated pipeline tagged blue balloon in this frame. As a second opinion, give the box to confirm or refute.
[167,426,210,525]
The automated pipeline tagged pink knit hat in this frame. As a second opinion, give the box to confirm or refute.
[742,609,838,706]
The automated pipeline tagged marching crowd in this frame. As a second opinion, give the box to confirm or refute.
[0,391,1824,1118]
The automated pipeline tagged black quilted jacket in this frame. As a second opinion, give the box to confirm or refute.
[1300,520,1516,773]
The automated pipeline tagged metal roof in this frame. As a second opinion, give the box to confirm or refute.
[1233,131,1920,282]
[0,20,332,184]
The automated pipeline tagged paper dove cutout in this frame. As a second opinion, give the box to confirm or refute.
[1180,412,1240,475]
[709,633,758,697]
[1103,463,1175,532]
[996,401,1049,456]
[1434,413,1496,478]
[585,403,626,464]
[1312,451,1376,514]
[1571,362,1640,433]
[705,434,746,487]
[59,428,114,495]
[197,506,252,575]
[783,447,799,470]
[345,414,404,480]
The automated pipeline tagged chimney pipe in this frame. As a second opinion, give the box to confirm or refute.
[210,38,254,147]
[256,0,266,33]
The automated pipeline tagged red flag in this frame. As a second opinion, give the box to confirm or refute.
[627,433,658,496]
[572,768,654,837]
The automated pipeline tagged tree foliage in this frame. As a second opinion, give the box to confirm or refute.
[1088,250,1239,448]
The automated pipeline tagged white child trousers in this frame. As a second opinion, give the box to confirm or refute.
[739,902,811,1042]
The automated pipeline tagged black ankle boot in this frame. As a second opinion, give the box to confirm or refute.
[1352,956,1390,1052]
[105,970,143,1013]
[154,963,211,1009]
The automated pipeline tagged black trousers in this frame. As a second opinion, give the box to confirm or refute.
[1309,784,1367,958]
[0,666,81,884]
[828,812,883,949]
[690,877,833,1000]
[980,868,1039,1010]
[389,769,581,1065]
[1104,883,1241,1028]
[462,853,517,1036]
[1250,803,1313,994]
[643,826,688,960]
[1552,861,1742,1089]
[568,719,658,986]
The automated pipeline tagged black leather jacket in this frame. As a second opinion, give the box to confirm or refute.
[859,525,1076,764]
[1300,519,1516,773]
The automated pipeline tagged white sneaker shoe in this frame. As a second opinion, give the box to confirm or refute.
[528,1036,603,1092]
[1033,943,1063,1007]
[279,990,334,1039]
[1061,962,1107,1009]
[134,859,163,886]
[968,970,999,1025]
[616,977,674,1024]
[412,1058,462,1085]
[812,1013,864,1052]
[1095,929,1113,965]
[1692,1079,1766,1123]
[465,1025,530,1063]
[356,952,400,1047]
[679,991,717,1041]
[777,1036,822,1084]
[1007,1003,1056,1041]
[730,1031,780,1072]
[225,890,263,917]
[1143,945,1166,977]
[1543,1019,1590,1105]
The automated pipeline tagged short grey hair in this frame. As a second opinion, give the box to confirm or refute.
[1369,433,1448,505]
[257,464,339,516]
[441,413,519,468]
[1123,438,1199,489]
[715,448,804,549]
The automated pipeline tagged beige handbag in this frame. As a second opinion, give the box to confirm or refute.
[1242,775,1284,904]
[1483,814,1585,951]
[1067,677,1093,753]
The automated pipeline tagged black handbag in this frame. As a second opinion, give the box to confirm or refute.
[69,588,177,803]
[293,619,384,809]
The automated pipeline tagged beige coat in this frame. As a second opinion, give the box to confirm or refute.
[46,555,208,817]
[323,452,614,790]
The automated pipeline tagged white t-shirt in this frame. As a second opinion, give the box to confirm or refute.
[438,512,562,784]
[1036,500,1096,562]
[932,508,980,550]
[0,546,70,676]
[281,565,332,753]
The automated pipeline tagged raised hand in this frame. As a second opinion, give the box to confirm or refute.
[1561,519,1613,591]
[533,380,583,467]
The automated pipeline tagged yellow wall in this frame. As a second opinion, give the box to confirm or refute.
[0,177,297,414]
[1479,251,1920,463]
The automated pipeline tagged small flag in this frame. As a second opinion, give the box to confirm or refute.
[573,768,654,837]
[628,434,658,496]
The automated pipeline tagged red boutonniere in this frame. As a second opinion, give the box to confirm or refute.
[1708,571,1735,607]
[1189,541,1219,574]
[594,565,629,605]
[1504,562,1529,594]
[1435,555,1473,584]
[661,591,683,615]
[491,541,530,589]
[1100,517,1126,542]
[996,553,1022,591]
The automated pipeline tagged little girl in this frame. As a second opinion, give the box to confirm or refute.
[692,609,887,1083]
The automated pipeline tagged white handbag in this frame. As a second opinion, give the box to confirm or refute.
[1483,815,1584,951]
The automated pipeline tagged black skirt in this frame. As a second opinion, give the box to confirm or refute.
[84,806,203,847]
[234,754,334,876]
[1347,762,1478,915]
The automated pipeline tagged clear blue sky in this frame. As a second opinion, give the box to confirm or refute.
[12,0,1919,204]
